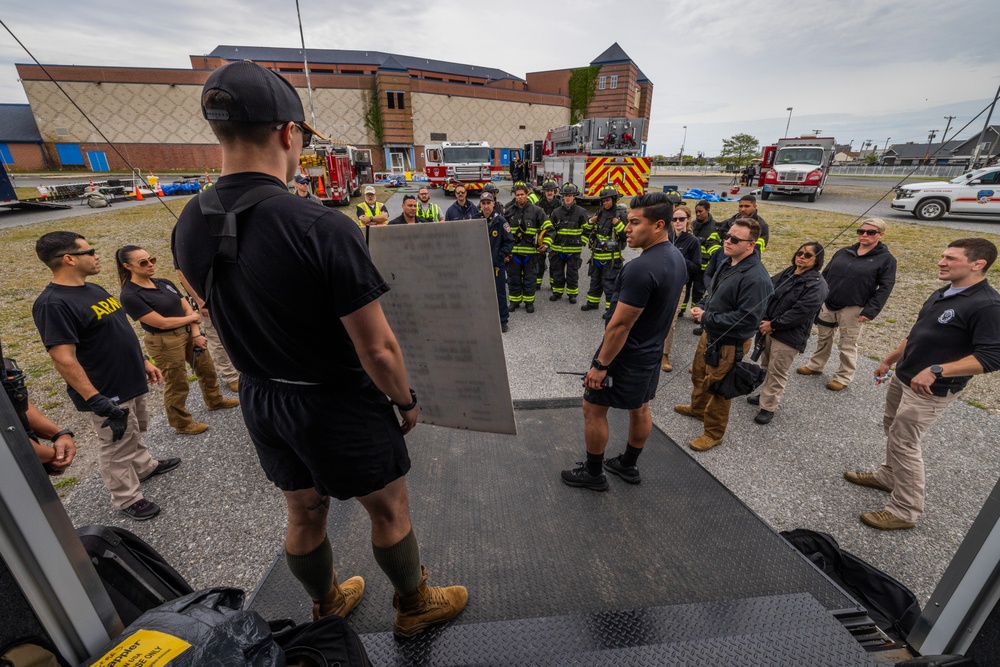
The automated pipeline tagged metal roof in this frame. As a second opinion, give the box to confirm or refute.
[590,42,632,66]
[0,104,42,142]
[884,140,965,159]
[207,45,523,82]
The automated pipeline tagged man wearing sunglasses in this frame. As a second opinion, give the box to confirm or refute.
[798,218,896,391]
[172,61,466,637]
[675,218,773,452]
[32,232,176,521]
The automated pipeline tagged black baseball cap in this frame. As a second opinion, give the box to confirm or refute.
[293,174,309,184]
[202,60,323,138]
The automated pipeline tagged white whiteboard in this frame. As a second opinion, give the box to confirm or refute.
[368,221,516,435]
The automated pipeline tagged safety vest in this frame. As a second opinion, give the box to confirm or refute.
[415,202,441,222]
[357,201,386,226]
[527,191,540,205]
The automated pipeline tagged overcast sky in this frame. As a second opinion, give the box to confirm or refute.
[2,0,998,156]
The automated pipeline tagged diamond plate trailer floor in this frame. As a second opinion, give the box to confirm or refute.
[248,399,876,665]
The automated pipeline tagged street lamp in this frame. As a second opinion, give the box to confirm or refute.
[679,125,687,161]
[784,107,793,137]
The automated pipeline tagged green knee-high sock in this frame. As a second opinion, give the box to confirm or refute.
[285,537,334,600]
[372,529,422,594]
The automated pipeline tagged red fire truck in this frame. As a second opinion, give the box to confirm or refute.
[529,118,650,202]
[424,141,493,194]
[298,141,370,206]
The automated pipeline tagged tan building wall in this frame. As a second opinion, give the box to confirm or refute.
[410,92,568,149]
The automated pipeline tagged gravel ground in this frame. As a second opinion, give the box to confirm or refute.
[58,187,1000,612]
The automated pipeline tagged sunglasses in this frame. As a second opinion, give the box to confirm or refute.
[672,216,688,221]
[65,248,96,257]
[723,233,752,244]
[133,257,157,268]
[795,250,815,259]
[856,228,880,236]
[276,122,312,148]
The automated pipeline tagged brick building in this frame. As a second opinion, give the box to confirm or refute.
[0,104,48,171]
[14,44,652,173]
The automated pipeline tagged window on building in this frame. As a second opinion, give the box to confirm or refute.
[598,76,606,90]
[387,91,405,110]
[610,75,618,89]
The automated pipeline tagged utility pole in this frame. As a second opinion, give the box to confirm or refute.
[923,129,938,166]
[972,80,1000,168]
[679,125,687,163]
[295,0,317,131]
[942,116,956,143]
[784,107,793,138]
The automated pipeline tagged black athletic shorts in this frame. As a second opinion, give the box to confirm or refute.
[583,357,660,410]
[240,374,410,500]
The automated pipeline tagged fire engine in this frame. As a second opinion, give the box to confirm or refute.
[424,141,493,194]
[298,140,370,206]
[530,117,650,202]
[759,135,836,202]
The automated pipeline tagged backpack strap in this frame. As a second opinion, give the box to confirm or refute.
[197,184,290,303]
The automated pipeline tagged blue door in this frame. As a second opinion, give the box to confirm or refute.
[87,151,109,171]
[500,149,510,166]
[55,144,85,166]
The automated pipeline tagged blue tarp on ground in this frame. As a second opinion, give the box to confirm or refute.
[162,182,202,195]
[682,188,737,202]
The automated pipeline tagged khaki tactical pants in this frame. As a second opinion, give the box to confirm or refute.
[88,395,158,509]
[758,336,799,411]
[201,314,238,385]
[690,334,751,440]
[805,304,865,385]
[145,328,224,429]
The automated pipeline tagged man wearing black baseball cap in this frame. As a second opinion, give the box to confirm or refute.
[293,174,322,204]
[171,60,467,637]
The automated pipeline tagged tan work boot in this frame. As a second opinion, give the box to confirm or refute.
[312,574,365,620]
[796,366,822,376]
[689,434,723,452]
[175,422,209,435]
[860,509,915,531]
[393,566,468,638]
[673,404,702,420]
[227,379,239,392]
[660,355,673,372]
[208,397,240,410]
[844,470,893,493]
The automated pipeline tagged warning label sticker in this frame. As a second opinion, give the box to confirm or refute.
[90,629,192,666]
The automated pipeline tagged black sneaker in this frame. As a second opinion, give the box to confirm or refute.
[121,498,161,521]
[746,395,760,406]
[141,458,181,481]
[561,463,609,491]
[603,455,641,484]
[501,322,509,333]
[754,409,775,424]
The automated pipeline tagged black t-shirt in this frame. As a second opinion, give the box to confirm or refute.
[120,278,187,334]
[387,215,416,225]
[897,279,1000,395]
[602,241,688,367]
[32,282,148,410]
[171,173,388,384]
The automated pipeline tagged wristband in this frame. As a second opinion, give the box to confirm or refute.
[50,429,74,442]
[393,389,418,411]
[591,358,610,372]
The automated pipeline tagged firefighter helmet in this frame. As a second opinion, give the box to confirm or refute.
[482,183,500,195]
[541,179,558,191]
[512,180,529,193]
[598,185,620,201]
[560,183,580,197]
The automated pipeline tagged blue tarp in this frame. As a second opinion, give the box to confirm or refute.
[162,182,202,195]
[682,188,736,203]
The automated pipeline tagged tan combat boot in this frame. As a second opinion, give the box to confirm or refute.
[392,566,468,638]
[312,574,365,620]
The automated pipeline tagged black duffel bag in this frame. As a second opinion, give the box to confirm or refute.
[707,341,766,399]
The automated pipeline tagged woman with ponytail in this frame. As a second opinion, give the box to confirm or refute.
[116,245,238,434]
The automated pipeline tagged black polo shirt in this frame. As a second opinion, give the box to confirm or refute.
[897,279,1000,395]
[120,278,187,334]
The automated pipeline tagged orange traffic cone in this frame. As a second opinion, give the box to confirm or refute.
[134,184,144,201]
[204,170,212,184]
[156,183,165,197]
[316,176,327,197]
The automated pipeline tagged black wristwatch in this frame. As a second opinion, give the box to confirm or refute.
[50,428,74,442]
[393,389,418,411]
[591,358,610,372]
[930,364,944,379]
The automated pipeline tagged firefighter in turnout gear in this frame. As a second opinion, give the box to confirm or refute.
[534,179,561,289]
[505,182,546,312]
[482,182,503,211]
[582,185,627,311]
[544,183,589,303]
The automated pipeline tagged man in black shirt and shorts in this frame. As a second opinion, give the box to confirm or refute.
[172,61,466,638]
[561,192,687,490]
[32,232,179,521]
[846,238,1000,530]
